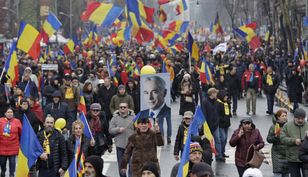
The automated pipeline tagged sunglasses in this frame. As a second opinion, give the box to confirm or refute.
[92,109,100,112]
[120,106,127,109]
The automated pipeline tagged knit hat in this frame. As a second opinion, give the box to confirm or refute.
[294,108,306,118]
[118,84,125,90]
[183,111,194,118]
[141,162,160,177]
[242,168,263,177]
[90,103,101,110]
[84,155,104,177]
[190,142,203,154]
[190,162,214,177]
[52,91,62,98]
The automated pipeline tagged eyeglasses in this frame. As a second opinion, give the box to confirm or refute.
[91,109,100,112]
[120,106,127,109]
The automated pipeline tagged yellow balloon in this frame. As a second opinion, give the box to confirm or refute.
[140,65,156,75]
[87,51,93,57]
[55,118,66,131]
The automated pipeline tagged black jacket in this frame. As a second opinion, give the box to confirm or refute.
[226,73,241,96]
[15,108,40,134]
[262,73,280,95]
[96,85,117,121]
[37,129,68,174]
[201,96,219,132]
[66,134,94,165]
[174,122,189,156]
[299,135,308,169]
[44,102,73,129]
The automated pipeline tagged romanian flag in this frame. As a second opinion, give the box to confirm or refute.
[274,123,281,136]
[79,112,94,140]
[200,57,214,84]
[126,0,155,24]
[81,2,123,28]
[177,106,202,177]
[75,138,85,177]
[41,12,62,43]
[4,42,19,87]
[17,21,41,60]
[168,21,189,34]
[16,114,43,177]
[213,13,224,35]
[64,158,77,177]
[78,90,87,115]
[132,112,142,127]
[234,22,260,51]
[201,113,217,155]
[187,32,199,61]
[133,65,140,78]
[162,61,167,73]
[63,39,75,54]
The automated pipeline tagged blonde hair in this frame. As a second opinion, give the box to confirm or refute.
[72,120,84,134]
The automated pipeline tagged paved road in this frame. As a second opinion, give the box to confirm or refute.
[103,95,308,177]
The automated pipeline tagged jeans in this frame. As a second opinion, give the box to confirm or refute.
[266,93,275,113]
[116,147,131,177]
[0,155,16,176]
[213,128,222,159]
[38,168,59,177]
[288,162,305,177]
[219,127,228,155]
[231,94,238,113]
[156,114,172,139]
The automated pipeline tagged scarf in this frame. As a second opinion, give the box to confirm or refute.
[183,125,188,145]
[75,136,85,177]
[43,131,52,154]
[3,118,11,137]
[217,99,230,116]
[89,116,102,135]
[274,123,281,136]
[266,74,273,86]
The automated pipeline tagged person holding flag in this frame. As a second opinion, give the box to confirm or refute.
[66,120,95,177]
[266,109,289,177]
[18,74,39,99]
[0,108,22,177]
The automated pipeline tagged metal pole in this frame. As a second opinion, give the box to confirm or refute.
[306,0,308,16]
[69,0,72,37]
[55,0,57,16]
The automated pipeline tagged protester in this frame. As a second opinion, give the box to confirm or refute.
[0,108,22,177]
[280,108,308,177]
[179,73,196,115]
[109,102,135,177]
[109,84,135,115]
[84,155,109,177]
[229,117,264,177]
[120,117,164,177]
[37,114,68,177]
[189,162,214,177]
[141,162,160,177]
[266,109,289,176]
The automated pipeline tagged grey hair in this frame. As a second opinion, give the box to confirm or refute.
[144,76,166,91]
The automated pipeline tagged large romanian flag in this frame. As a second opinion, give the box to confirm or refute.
[63,39,75,54]
[78,90,87,115]
[16,114,43,177]
[4,42,19,87]
[41,12,62,43]
[234,22,260,50]
[213,13,223,35]
[64,158,77,177]
[17,21,41,60]
[81,2,123,28]
[187,32,199,61]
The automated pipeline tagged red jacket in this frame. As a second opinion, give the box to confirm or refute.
[241,70,262,91]
[30,102,44,123]
[0,117,22,155]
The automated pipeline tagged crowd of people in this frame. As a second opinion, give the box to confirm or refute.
[0,36,308,177]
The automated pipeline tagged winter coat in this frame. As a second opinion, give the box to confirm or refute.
[225,73,241,96]
[299,135,308,169]
[174,122,189,156]
[280,121,308,162]
[262,73,280,95]
[266,116,288,173]
[217,99,231,128]
[18,80,39,99]
[179,80,196,115]
[120,129,164,177]
[44,102,74,129]
[0,117,22,155]
[286,72,304,103]
[96,85,117,121]
[15,108,40,134]
[241,70,262,91]
[43,84,59,105]
[109,110,135,149]
[83,90,96,111]
[37,129,68,174]
[109,93,134,115]
[201,96,219,132]
[229,126,264,167]
[126,87,140,114]
[30,101,44,123]
[60,84,80,111]
[66,134,94,165]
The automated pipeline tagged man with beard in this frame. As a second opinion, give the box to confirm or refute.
[83,155,109,177]
[37,115,68,177]
[281,108,308,177]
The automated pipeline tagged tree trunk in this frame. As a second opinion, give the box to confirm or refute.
[281,0,295,53]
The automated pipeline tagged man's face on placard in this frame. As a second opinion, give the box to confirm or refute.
[143,79,166,110]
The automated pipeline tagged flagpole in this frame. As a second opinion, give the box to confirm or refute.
[0,67,5,83]
[189,52,191,73]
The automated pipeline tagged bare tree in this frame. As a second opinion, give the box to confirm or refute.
[222,0,239,29]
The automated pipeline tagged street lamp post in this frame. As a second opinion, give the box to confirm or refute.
[59,0,72,37]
